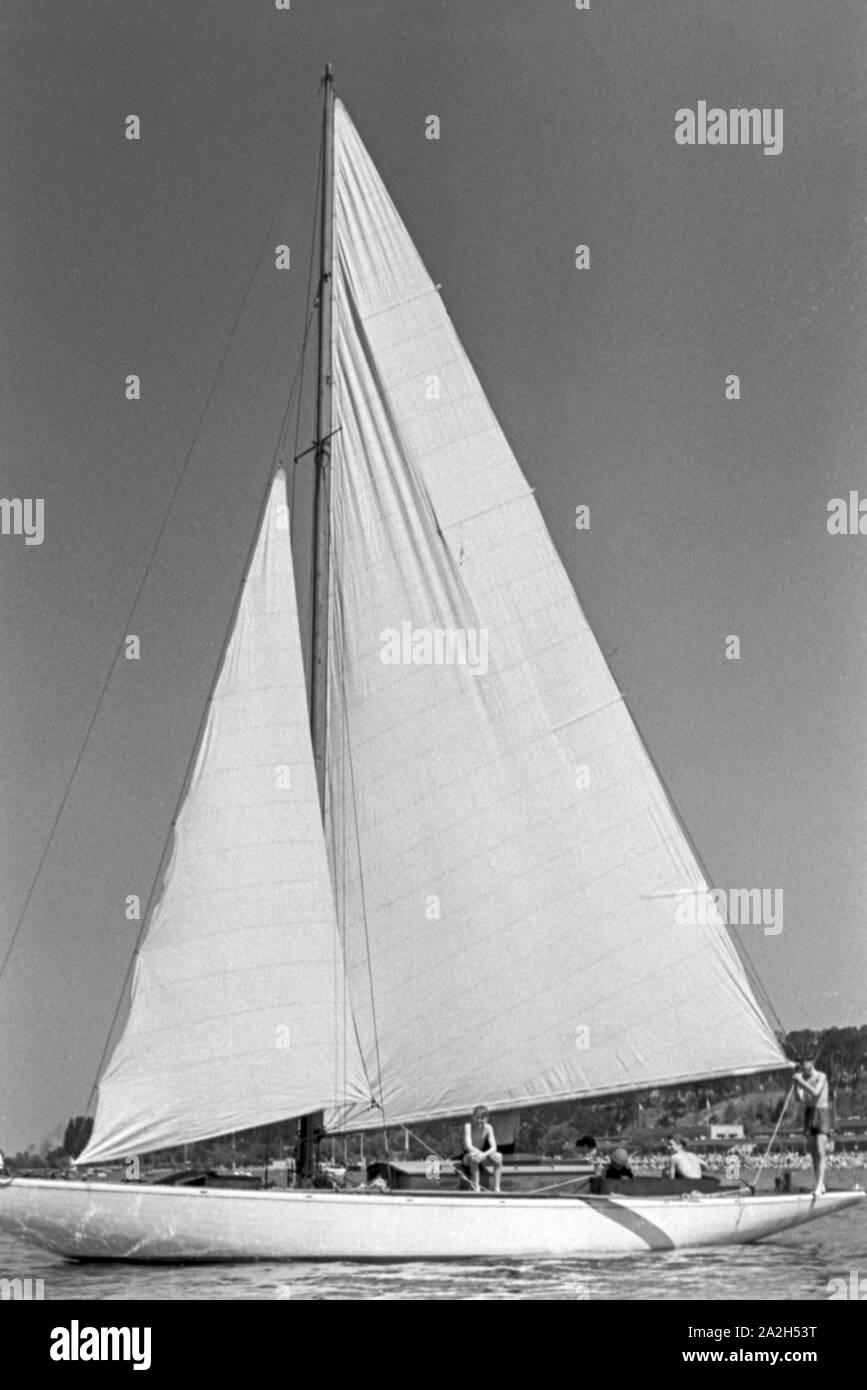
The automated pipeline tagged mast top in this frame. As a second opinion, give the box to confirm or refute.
[324,62,333,84]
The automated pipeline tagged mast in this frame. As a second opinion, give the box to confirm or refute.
[310,61,335,806]
[298,61,335,1184]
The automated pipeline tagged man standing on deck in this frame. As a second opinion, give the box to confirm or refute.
[793,1057,830,1196]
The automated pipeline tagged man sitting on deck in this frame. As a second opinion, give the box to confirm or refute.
[462,1106,503,1193]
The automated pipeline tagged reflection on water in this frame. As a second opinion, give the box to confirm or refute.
[0,1203,864,1301]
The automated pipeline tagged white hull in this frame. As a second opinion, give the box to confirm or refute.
[0,1179,861,1262]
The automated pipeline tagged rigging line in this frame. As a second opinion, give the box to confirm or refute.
[340,670,353,1114]
[325,676,358,1109]
[327,601,346,1104]
[80,335,312,1122]
[342,768,349,1112]
[330,553,388,1134]
[270,306,316,502]
[290,110,324,693]
[337,635,352,1111]
[326,613,380,1108]
[290,111,323,526]
[502,1174,592,1196]
[747,1082,795,1195]
[396,1123,460,1169]
[0,196,290,991]
[337,651,349,1106]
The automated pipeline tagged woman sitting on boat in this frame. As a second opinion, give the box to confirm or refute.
[462,1106,503,1193]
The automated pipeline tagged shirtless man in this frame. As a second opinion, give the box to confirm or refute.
[462,1105,503,1193]
[793,1057,830,1196]
[667,1134,704,1180]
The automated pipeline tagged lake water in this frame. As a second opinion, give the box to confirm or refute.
[1,1199,864,1300]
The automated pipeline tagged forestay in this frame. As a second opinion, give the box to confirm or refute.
[324,101,784,1133]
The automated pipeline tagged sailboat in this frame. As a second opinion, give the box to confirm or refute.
[0,69,861,1261]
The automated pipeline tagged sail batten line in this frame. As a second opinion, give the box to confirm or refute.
[358,284,443,322]
[548,693,625,732]
[640,888,733,902]
[439,490,537,531]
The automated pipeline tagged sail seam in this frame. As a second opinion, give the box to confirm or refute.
[439,490,536,531]
[548,693,625,732]
[358,285,442,322]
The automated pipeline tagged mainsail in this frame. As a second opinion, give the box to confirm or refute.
[324,100,785,1131]
[79,473,369,1165]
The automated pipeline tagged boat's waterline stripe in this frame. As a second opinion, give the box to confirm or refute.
[576,1194,675,1250]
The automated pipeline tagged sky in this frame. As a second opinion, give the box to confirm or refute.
[1,0,866,1153]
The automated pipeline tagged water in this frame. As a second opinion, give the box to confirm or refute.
[1,1202,864,1300]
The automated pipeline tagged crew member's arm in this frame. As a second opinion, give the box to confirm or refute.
[793,1072,823,1101]
[484,1123,498,1155]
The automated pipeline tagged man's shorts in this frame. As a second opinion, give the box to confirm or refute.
[804,1106,831,1136]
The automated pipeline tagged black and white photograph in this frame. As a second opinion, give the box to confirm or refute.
[1,0,866,1331]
